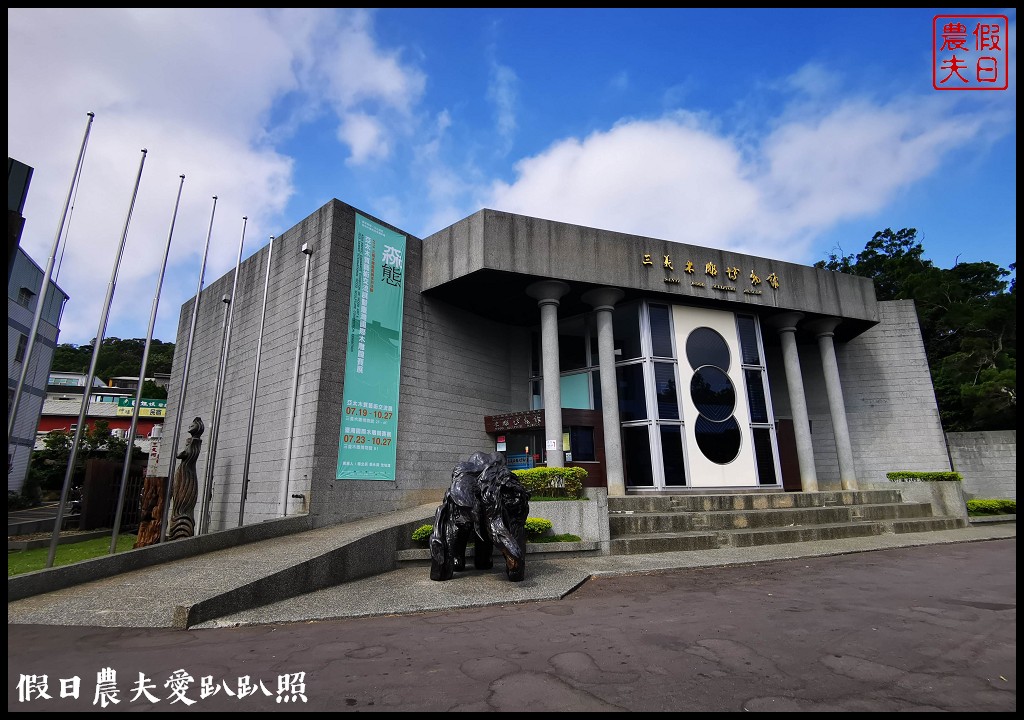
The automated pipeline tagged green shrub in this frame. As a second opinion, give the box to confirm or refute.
[411,524,433,543]
[966,499,1016,516]
[885,471,963,482]
[524,517,553,540]
[513,467,587,499]
[411,517,556,543]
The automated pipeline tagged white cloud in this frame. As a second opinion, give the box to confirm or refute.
[314,9,427,165]
[484,95,994,262]
[338,113,389,164]
[487,62,519,154]
[321,10,425,114]
[8,8,301,345]
[8,8,427,343]
[487,117,762,251]
[759,99,984,236]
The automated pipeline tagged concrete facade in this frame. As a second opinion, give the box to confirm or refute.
[946,430,1017,500]
[159,199,955,534]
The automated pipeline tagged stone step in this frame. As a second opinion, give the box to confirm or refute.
[718,521,886,549]
[609,505,858,536]
[851,502,937,521]
[888,517,968,533]
[607,489,904,514]
[609,521,889,555]
[608,532,722,555]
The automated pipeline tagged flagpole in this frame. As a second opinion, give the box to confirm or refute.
[159,196,217,542]
[47,148,147,568]
[199,216,246,535]
[110,174,184,554]
[239,235,274,527]
[279,242,313,516]
[8,112,94,445]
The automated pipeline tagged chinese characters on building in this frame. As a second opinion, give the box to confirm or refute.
[16,669,308,706]
[933,15,1008,90]
[641,252,779,294]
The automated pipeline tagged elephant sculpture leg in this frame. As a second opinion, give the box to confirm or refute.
[500,523,527,582]
[429,503,454,581]
[473,526,494,571]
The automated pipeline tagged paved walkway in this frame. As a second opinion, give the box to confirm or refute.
[8,535,1016,712]
[7,513,1015,630]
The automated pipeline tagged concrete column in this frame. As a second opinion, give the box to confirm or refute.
[770,312,818,492]
[581,287,626,497]
[526,280,570,468]
[806,317,858,491]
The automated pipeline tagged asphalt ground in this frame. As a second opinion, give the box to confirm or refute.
[8,537,1016,712]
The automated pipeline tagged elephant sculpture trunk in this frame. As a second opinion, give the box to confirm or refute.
[429,452,530,582]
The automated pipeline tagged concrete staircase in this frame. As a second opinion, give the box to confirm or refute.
[608,489,967,555]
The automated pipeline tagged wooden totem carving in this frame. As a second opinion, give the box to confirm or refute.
[167,417,204,540]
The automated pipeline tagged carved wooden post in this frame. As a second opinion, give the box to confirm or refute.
[167,417,204,540]
[133,476,166,548]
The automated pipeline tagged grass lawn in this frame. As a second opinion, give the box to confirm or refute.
[8,534,137,577]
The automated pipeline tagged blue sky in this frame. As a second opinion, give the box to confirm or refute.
[8,8,1016,347]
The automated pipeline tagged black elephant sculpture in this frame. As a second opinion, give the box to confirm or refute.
[429,451,531,582]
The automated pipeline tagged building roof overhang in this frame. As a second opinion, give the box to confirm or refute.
[420,209,881,343]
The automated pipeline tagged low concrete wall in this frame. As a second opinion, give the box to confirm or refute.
[8,530,108,551]
[862,481,968,520]
[527,488,610,553]
[8,514,313,602]
[946,430,1016,501]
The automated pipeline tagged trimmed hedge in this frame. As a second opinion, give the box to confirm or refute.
[966,499,1016,515]
[524,517,553,539]
[513,467,587,499]
[886,471,963,482]
[412,516,556,543]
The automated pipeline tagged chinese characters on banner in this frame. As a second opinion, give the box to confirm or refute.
[16,669,308,706]
[933,15,1009,90]
[116,398,168,417]
[336,214,406,481]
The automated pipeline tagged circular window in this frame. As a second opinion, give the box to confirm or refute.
[686,327,730,371]
[690,366,735,421]
[694,415,741,464]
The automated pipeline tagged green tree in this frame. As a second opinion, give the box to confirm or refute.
[140,379,168,400]
[26,420,143,500]
[817,229,1015,432]
[50,337,175,382]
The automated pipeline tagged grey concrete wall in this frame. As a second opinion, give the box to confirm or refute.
[527,489,610,548]
[946,430,1016,500]
[862,480,968,520]
[837,300,951,483]
[423,209,879,325]
[159,200,554,533]
[158,204,337,530]
[310,201,532,524]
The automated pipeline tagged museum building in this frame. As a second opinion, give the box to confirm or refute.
[156,200,950,532]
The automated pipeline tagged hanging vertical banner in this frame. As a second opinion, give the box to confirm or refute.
[337,214,406,480]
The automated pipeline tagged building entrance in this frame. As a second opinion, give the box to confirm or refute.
[618,303,782,491]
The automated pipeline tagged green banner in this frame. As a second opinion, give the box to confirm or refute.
[116,397,167,417]
[336,214,406,480]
